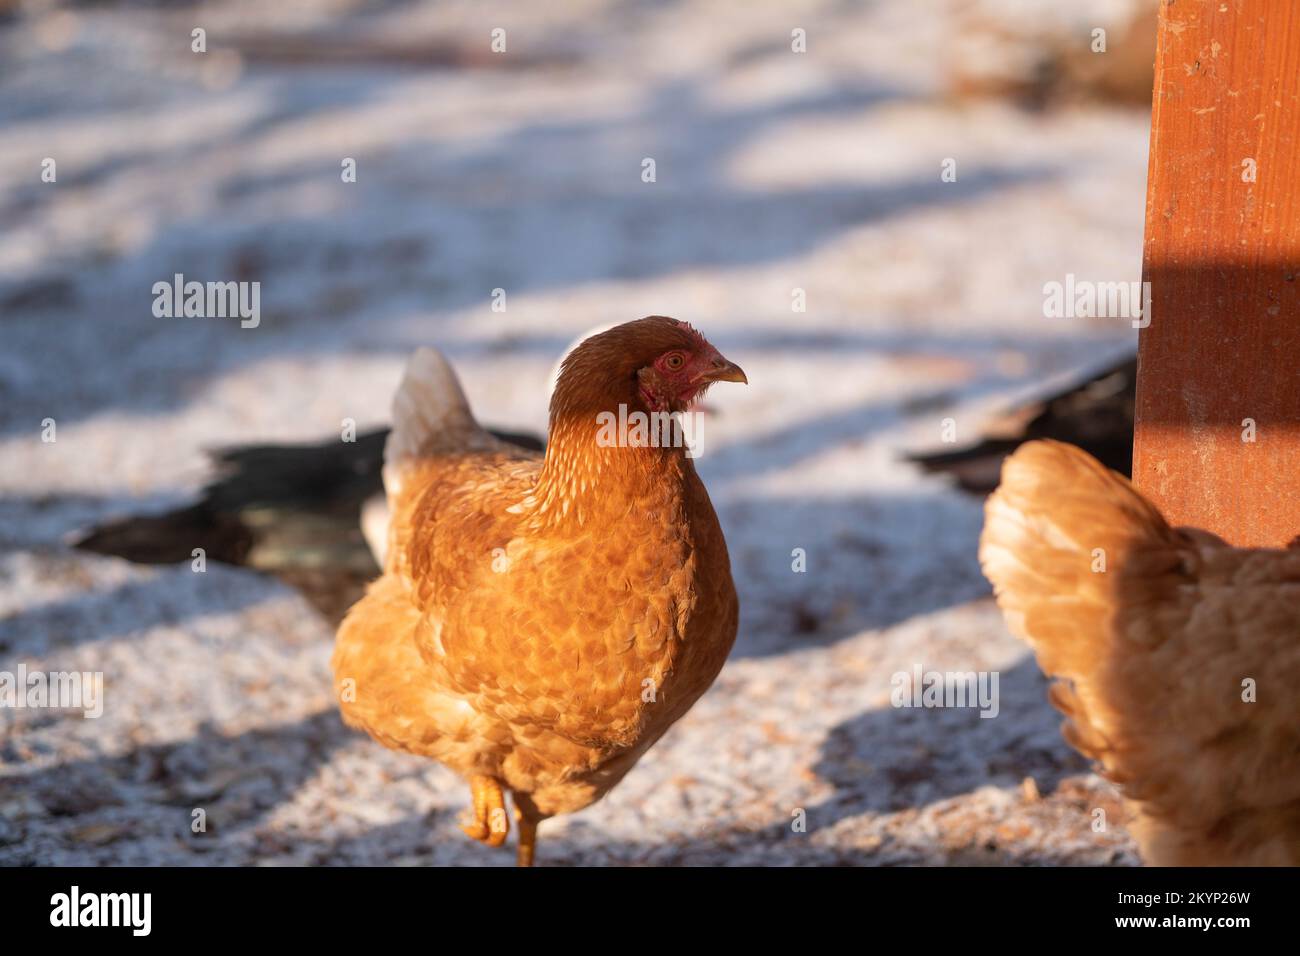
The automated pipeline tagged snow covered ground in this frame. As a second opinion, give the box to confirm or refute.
[1,0,1148,865]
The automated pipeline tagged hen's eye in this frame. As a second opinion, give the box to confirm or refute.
[664,353,684,370]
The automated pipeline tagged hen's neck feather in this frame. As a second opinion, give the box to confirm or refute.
[524,358,695,529]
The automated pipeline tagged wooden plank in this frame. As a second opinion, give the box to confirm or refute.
[1133,0,1300,547]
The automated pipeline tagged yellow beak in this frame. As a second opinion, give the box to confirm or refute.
[705,358,748,385]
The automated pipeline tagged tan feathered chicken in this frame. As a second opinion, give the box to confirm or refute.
[980,440,1300,865]
[332,317,746,865]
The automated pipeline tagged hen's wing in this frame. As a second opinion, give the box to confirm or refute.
[980,440,1300,865]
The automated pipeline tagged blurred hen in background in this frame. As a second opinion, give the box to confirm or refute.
[982,442,1300,866]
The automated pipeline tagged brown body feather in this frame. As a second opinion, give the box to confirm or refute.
[332,318,739,827]
[980,440,1300,865]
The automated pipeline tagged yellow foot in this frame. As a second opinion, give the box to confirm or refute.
[460,775,509,848]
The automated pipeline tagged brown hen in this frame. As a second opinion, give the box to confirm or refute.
[332,317,746,865]
[980,440,1300,865]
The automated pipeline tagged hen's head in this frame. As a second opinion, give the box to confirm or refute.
[553,316,747,417]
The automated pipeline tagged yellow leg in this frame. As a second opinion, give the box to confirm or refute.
[512,792,544,867]
[460,775,509,848]
[515,805,538,867]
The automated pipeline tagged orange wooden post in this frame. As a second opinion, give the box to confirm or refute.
[1133,0,1300,547]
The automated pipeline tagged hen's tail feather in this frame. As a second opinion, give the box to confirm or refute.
[383,347,496,500]
[979,440,1188,774]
